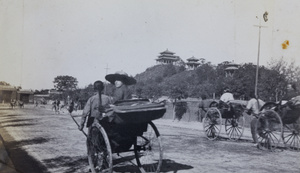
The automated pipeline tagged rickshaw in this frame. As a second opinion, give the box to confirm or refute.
[255,98,300,151]
[203,100,245,141]
[86,98,166,173]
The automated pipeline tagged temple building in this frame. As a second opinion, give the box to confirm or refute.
[186,56,200,70]
[224,61,240,77]
[156,49,181,65]
[0,85,17,103]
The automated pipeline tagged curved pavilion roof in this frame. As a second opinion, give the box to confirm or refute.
[187,56,199,62]
[159,49,175,55]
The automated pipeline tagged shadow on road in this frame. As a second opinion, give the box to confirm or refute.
[1,123,36,128]
[113,158,193,172]
[3,137,50,173]
[43,156,88,173]
[217,136,253,143]
[0,119,36,124]
[0,113,23,117]
[160,159,193,172]
[6,137,49,147]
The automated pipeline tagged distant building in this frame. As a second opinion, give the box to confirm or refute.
[156,49,182,65]
[186,56,200,70]
[224,61,240,77]
[0,85,34,103]
[0,85,17,103]
[17,89,34,103]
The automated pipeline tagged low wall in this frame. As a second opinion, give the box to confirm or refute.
[161,100,252,127]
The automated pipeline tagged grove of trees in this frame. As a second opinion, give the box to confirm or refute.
[134,58,300,102]
[32,57,299,106]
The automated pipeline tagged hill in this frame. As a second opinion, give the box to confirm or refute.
[134,64,202,99]
[135,64,185,84]
[132,61,298,102]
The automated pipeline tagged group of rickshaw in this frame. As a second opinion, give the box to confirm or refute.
[202,98,300,151]
[68,94,299,173]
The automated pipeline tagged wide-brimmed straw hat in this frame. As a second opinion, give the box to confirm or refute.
[105,71,137,85]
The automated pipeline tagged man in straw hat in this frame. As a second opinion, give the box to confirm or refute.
[105,71,136,103]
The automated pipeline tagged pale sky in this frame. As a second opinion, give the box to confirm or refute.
[1,0,300,90]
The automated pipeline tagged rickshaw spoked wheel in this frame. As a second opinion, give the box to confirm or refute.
[283,118,300,151]
[225,115,245,141]
[87,122,113,173]
[255,110,283,151]
[203,107,222,140]
[134,122,163,173]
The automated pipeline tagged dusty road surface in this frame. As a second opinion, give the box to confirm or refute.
[0,105,299,173]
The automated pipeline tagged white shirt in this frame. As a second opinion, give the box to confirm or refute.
[220,92,234,102]
[246,98,265,115]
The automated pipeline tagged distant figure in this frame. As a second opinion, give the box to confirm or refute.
[246,92,265,145]
[18,100,24,108]
[52,100,57,111]
[67,100,75,114]
[198,95,211,122]
[35,101,39,107]
[105,71,136,103]
[10,100,16,109]
[56,100,60,112]
[73,101,79,111]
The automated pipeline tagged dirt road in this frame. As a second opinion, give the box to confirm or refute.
[0,106,299,173]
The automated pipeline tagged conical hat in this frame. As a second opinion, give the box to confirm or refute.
[105,71,136,85]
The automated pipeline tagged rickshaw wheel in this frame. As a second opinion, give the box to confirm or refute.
[283,118,300,151]
[87,123,113,173]
[256,110,283,151]
[203,107,222,140]
[225,116,245,141]
[134,122,163,173]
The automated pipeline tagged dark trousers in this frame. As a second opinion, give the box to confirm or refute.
[250,118,258,143]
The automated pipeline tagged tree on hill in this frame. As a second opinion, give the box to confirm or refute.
[52,75,78,101]
[53,75,78,91]
[264,58,300,101]
[163,64,177,77]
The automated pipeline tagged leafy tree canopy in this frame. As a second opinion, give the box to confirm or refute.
[133,58,300,102]
[53,75,78,91]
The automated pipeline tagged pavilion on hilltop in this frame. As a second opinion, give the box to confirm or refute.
[186,56,200,70]
[156,49,181,65]
[224,61,240,77]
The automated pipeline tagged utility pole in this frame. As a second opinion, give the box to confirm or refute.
[104,64,110,94]
[253,11,268,98]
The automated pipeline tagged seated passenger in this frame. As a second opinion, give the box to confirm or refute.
[105,71,136,103]
[219,88,234,111]
[220,88,234,103]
